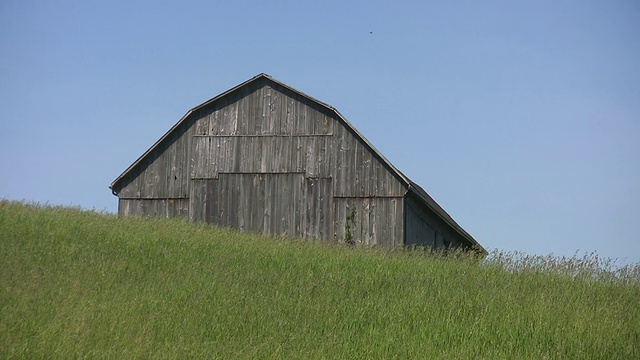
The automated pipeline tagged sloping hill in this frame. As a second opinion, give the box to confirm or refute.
[1,201,638,358]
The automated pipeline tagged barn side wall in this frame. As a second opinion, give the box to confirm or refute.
[404,193,469,249]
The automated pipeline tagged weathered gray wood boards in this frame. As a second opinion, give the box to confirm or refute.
[110,74,485,253]
[190,174,332,240]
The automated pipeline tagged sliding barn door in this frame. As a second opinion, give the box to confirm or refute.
[190,174,332,240]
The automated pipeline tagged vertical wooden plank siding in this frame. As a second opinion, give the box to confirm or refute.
[188,179,207,222]
[332,197,403,247]
[119,198,189,219]
[331,123,404,198]
[189,174,331,240]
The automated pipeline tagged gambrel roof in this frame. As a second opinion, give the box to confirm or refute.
[110,73,486,254]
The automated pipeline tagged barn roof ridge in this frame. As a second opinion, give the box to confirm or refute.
[110,73,485,254]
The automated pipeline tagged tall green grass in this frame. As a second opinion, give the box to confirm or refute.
[1,200,639,358]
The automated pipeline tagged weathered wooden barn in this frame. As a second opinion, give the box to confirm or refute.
[110,74,486,253]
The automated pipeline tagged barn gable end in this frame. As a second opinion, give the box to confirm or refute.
[110,74,486,254]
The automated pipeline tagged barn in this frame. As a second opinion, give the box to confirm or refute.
[110,73,486,254]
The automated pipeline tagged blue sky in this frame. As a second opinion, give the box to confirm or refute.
[2,1,639,264]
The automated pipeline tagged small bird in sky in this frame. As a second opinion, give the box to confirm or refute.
[369,31,373,35]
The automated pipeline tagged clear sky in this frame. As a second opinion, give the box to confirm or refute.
[2,1,639,264]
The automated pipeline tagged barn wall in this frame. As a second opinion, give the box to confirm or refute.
[333,197,404,247]
[191,136,333,179]
[190,80,334,180]
[332,121,405,198]
[190,79,405,192]
[187,78,408,244]
[404,194,467,249]
[192,82,333,137]
[114,77,411,246]
[118,198,189,219]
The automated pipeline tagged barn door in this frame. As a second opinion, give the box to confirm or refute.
[190,174,332,239]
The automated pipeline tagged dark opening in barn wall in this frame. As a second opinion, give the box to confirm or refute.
[404,193,470,249]
[405,195,437,247]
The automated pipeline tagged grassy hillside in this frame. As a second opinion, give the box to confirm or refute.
[1,201,639,359]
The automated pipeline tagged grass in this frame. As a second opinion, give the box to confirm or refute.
[1,200,639,358]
